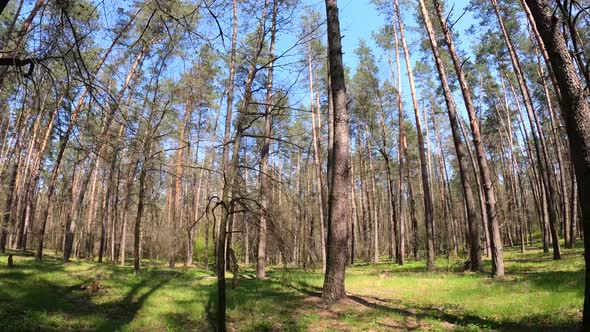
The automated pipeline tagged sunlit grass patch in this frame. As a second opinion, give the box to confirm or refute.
[0,243,583,331]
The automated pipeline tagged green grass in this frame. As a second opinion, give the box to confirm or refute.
[0,244,583,331]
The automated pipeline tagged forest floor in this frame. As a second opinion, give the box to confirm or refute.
[0,244,583,331]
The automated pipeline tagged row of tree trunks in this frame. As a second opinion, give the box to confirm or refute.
[489,0,561,260]
[420,0,482,271]
[434,0,505,277]
[34,13,139,261]
[394,0,436,271]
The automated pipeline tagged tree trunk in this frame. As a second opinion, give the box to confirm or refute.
[308,41,328,272]
[401,135,419,262]
[424,0,482,271]
[376,110,398,264]
[350,153,358,265]
[0,164,17,252]
[490,0,561,260]
[322,0,351,302]
[119,162,138,265]
[395,0,435,271]
[364,125,379,263]
[134,158,148,275]
[85,160,100,261]
[524,0,590,326]
[571,164,578,249]
[257,0,277,279]
[388,22,406,265]
[434,0,504,277]
[217,0,268,328]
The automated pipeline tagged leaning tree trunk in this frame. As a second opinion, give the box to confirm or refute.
[523,0,590,327]
[490,0,561,260]
[434,0,504,277]
[422,0,482,271]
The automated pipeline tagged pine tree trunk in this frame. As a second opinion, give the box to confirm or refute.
[364,125,379,263]
[490,0,561,260]
[1,164,17,252]
[120,163,137,265]
[257,0,278,280]
[217,0,268,328]
[395,0,435,271]
[134,157,148,275]
[425,0,482,271]
[322,0,351,302]
[376,112,398,263]
[435,0,504,276]
[85,160,100,261]
[571,165,578,249]
[308,42,327,272]
[388,23,406,265]
[350,153,358,265]
[524,0,590,326]
[402,135,419,261]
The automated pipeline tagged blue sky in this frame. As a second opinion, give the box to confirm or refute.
[284,0,476,120]
[273,0,476,101]
[335,0,474,71]
[90,0,480,144]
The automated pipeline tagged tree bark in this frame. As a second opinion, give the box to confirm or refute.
[308,41,328,272]
[434,0,504,277]
[395,0,435,271]
[490,0,561,260]
[424,0,482,271]
[257,0,278,280]
[524,0,590,326]
[322,0,351,302]
[217,0,268,328]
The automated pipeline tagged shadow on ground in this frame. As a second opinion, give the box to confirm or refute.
[281,270,581,332]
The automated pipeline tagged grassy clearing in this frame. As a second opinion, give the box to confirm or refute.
[0,244,583,331]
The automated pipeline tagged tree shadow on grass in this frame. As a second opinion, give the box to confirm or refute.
[96,277,171,331]
[0,260,173,331]
[285,278,581,331]
[509,269,584,292]
[350,262,433,274]
[204,277,311,331]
